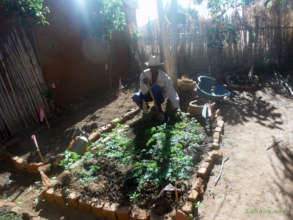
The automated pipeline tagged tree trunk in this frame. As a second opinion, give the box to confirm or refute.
[156,0,177,87]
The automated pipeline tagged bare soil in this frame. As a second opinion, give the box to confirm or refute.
[55,112,209,213]
[6,90,136,163]
[1,90,136,220]
[2,84,293,220]
[199,87,293,220]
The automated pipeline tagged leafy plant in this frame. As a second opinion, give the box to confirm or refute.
[129,191,141,203]
[72,162,100,183]
[0,213,23,220]
[79,0,127,40]
[194,201,202,208]
[206,0,242,49]
[59,112,205,204]
[0,0,50,25]
[59,151,81,170]
[100,113,205,200]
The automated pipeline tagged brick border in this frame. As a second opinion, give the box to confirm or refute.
[9,153,47,174]
[39,108,225,220]
[5,108,140,175]
[87,108,140,143]
[40,186,135,220]
[175,111,225,220]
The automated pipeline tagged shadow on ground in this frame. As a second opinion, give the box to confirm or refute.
[221,89,283,128]
[0,159,39,202]
[270,138,293,219]
[6,90,136,164]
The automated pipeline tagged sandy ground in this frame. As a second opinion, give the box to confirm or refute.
[199,88,293,220]
[2,86,293,220]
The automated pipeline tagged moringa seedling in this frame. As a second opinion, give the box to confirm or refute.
[194,201,202,208]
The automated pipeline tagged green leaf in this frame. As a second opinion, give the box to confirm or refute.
[266,0,273,8]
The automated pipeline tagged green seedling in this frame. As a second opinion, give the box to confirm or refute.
[194,201,202,208]
[59,151,81,169]
[58,112,206,204]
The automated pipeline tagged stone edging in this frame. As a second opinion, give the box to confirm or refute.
[87,108,140,143]
[38,110,225,220]
[176,112,224,220]
[9,154,47,174]
[7,108,140,174]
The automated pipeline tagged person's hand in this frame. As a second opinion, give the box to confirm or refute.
[143,78,149,85]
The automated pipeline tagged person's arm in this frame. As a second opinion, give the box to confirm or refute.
[140,70,149,95]
[160,71,180,109]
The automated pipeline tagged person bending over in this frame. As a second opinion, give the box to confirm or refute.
[132,55,180,114]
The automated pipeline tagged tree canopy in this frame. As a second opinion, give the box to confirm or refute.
[0,0,128,40]
[0,0,50,25]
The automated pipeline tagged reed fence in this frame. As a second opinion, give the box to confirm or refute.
[138,3,293,78]
[0,28,50,142]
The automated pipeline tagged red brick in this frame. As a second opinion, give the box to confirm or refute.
[12,156,26,170]
[130,207,149,220]
[209,150,223,161]
[41,188,55,203]
[102,202,118,220]
[92,201,104,218]
[197,161,213,179]
[11,156,19,164]
[120,108,140,123]
[103,123,115,133]
[213,132,221,145]
[79,199,92,213]
[175,210,190,220]
[216,115,224,122]
[217,120,224,129]
[38,163,51,173]
[188,190,199,202]
[193,177,204,192]
[67,192,78,208]
[27,162,44,173]
[212,142,220,150]
[181,202,193,214]
[116,206,130,220]
[204,154,213,162]
[53,189,65,207]
[88,132,100,142]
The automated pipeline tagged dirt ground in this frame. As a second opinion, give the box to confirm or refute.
[199,87,293,220]
[1,89,137,220]
[2,84,293,220]
[6,89,136,163]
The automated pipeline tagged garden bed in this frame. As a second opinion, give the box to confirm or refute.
[6,108,140,174]
[48,111,212,217]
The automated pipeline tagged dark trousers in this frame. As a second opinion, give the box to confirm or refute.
[132,85,164,109]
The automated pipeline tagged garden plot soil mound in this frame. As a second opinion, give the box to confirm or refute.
[6,91,136,164]
[58,156,127,204]
[56,111,211,214]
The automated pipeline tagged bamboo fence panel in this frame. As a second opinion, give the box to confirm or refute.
[138,4,293,76]
[0,28,50,142]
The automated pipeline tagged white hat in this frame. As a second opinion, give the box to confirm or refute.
[145,55,164,67]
